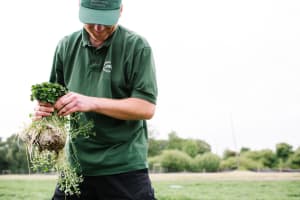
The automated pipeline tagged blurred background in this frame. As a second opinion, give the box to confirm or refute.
[0,0,300,156]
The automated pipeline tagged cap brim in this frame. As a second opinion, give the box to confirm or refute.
[79,6,120,26]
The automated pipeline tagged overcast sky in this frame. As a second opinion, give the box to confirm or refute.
[1,0,300,155]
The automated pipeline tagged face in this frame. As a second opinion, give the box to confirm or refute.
[83,6,123,47]
[84,24,117,45]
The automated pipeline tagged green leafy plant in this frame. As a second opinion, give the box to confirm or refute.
[30,82,68,104]
[19,82,94,196]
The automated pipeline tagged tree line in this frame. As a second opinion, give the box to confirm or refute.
[0,135,29,174]
[148,132,300,172]
[0,132,299,174]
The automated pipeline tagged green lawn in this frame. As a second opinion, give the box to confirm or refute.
[0,178,56,200]
[0,172,300,200]
[153,180,300,200]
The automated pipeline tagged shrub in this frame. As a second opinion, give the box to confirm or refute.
[148,139,168,157]
[287,148,300,169]
[242,149,277,169]
[148,156,163,172]
[182,139,199,158]
[239,156,263,171]
[223,149,238,160]
[259,150,277,168]
[160,150,192,172]
[166,133,211,155]
[194,139,211,155]
[220,157,238,171]
[192,153,221,172]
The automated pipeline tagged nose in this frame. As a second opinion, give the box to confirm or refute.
[94,24,105,32]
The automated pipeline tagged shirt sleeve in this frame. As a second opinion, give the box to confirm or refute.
[49,38,65,86]
[129,47,158,104]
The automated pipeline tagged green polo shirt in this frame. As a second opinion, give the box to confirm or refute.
[49,25,157,176]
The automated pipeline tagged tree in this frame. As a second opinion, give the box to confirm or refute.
[0,134,29,174]
[276,143,293,162]
[148,138,168,157]
[287,147,300,169]
[167,132,211,157]
[240,147,251,153]
[182,139,198,158]
[194,139,211,154]
[242,149,277,169]
[223,149,238,160]
[167,131,184,150]
[0,140,9,172]
[259,149,277,168]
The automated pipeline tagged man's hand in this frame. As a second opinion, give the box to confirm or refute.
[54,92,94,116]
[33,102,54,120]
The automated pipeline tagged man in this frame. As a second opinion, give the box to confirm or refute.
[34,0,158,199]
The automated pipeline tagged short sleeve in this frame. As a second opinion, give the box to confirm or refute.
[130,47,158,104]
[49,38,66,86]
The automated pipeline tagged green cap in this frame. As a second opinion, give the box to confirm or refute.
[79,0,122,25]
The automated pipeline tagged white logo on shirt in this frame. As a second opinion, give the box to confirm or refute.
[103,61,112,73]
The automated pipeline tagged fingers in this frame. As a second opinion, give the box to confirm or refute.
[58,101,78,116]
[31,115,42,121]
[33,101,54,119]
[54,92,90,116]
[34,108,53,117]
[39,102,53,107]
[36,104,54,113]
[54,93,73,110]
[55,92,79,116]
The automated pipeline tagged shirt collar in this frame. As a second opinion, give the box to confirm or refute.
[81,27,117,49]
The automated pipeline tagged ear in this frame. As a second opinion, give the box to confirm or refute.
[119,5,123,17]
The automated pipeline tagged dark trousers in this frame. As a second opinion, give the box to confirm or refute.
[52,169,156,200]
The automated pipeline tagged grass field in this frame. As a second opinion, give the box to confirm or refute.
[0,171,300,200]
